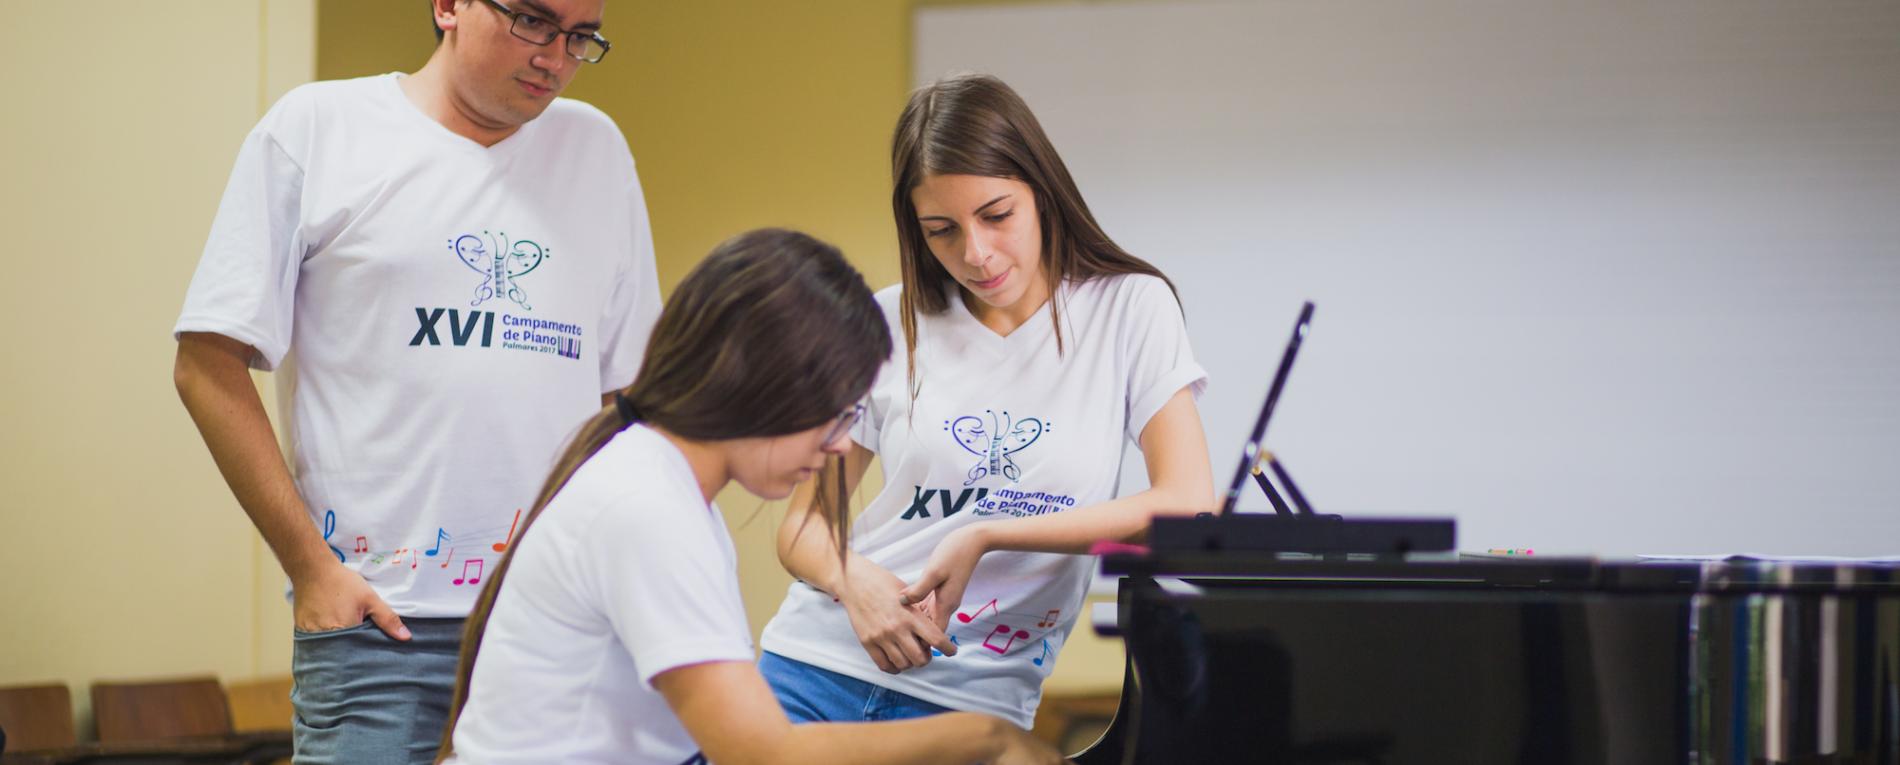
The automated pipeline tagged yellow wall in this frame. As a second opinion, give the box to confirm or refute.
[333,0,1124,694]
[0,2,1115,737]
[322,0,910,664]
[320,0,910,292]
[316,0,1124,694]
[0,0,314,733]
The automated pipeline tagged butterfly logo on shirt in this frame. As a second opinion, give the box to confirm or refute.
[449,230,551,311]
[946,409,1052,486]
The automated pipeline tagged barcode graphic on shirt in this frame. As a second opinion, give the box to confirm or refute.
[557,336,581,360]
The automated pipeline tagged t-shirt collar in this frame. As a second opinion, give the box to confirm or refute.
[382,72,543,160]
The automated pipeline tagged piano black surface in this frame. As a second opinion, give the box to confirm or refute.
[1073,552,1900,765]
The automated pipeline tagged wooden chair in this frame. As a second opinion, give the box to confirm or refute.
[223,676,294,765]
[90,677,231,743]
[0,678,289,765]
[0,683,75,752]
[224,677,293,733]
[81,676,292,764]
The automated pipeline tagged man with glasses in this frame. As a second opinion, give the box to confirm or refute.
[173,1,658,762]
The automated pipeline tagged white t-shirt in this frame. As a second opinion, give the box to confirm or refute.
[759,273,1206,727]
[174,73,661,617]
[445,424,752,765]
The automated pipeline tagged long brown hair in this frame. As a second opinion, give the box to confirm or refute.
[437,228,889,761]
[891,73,1176,393]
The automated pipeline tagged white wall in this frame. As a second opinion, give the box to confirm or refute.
[917,0,1900,556]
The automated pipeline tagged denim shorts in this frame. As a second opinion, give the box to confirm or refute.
[759,651,954,723]
[290,618,464,765]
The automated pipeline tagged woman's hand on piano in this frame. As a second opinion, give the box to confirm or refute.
[840,555,958,673]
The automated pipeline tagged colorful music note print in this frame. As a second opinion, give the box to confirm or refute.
[982,624,1030,655]
[354,536,369,554]
[493,510,521,553]
[931,635,961,658]
[1037,609,1060,628]
[454,558,484,585]
[957,598,1000,624]
[321,510,344,563]
[1032,639,1052,667]
[438,547,456,568]
[424,528,450,556]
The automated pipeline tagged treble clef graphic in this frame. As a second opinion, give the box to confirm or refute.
[321,509,345,563]
[976,410,1044,482]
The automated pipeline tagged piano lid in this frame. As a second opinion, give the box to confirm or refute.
[1100,550,1900,593]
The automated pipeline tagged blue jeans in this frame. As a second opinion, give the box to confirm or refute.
[760,651,954,722]
[290,618,464,765]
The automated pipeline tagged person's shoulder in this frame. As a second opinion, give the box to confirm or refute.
[531,437,683,550]
[873,283,922,341]
[250,74,398,155]
[1095,270,1171,293]
[539,98,627,145]
[264,74,392,121]
[1075,271,1178,309]
[566,427,706,523]
[533,97,636,176]
[873,283,904,313]
[543,96,615,125]
[292,73,392,100]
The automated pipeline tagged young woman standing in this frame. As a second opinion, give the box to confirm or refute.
[760,75,1214,730]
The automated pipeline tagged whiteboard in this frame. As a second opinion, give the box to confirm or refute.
[916,0,1900,556]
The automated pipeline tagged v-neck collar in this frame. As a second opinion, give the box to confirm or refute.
[384,72,541,161]
[945,282,1063,354]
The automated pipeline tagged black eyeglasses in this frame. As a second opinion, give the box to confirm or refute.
[825,403,867,446]
[475,0,612,64]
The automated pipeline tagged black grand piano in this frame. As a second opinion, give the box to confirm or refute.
[1070,538,1900,764]
[1069,302,1899,763]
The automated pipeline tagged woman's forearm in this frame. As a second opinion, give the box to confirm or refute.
[776,443,876,595]
[969,484,1207,554]
[775,713,1013,765]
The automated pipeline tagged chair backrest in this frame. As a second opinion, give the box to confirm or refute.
[225,676,294,732]
[0,683,76,751]
[90,677,231,742]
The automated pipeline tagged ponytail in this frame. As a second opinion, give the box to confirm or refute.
[434,228,889,763]
[436,401,635,762]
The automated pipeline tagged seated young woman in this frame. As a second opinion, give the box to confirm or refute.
[436,228,1060,765]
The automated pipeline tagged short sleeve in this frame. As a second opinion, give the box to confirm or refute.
[848,358,894,453]
[173,126,307,370]
[595,168,663,393]
[586,499,753,688]
[848,287,904,453]
[1120,277,1208,444]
